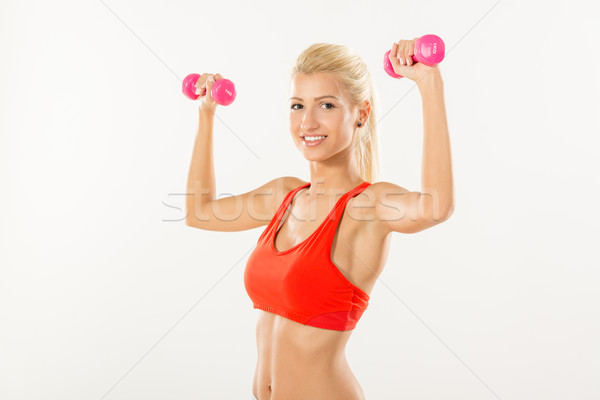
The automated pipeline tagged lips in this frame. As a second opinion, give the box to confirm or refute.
[301,135,327,147]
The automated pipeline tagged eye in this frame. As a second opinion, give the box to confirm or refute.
[290,103,335,110]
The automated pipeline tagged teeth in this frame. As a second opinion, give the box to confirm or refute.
[304,136,326,141]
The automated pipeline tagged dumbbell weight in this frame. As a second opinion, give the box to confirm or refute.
[383,34,445,79]
[182,73,236,106]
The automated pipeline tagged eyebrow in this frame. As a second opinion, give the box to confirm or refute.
[289,95,339,101]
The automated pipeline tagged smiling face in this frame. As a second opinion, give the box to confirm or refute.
[289,72,359,161]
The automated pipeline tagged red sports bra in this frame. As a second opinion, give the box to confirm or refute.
[244,181,372,331]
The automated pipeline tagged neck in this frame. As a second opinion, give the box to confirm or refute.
[305,153,364,199]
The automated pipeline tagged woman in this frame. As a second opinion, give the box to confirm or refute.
[186,38,454,400]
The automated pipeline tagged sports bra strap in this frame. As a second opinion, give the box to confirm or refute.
[274,183,310,222]
[272,181,371,250]
[318,182,371,246]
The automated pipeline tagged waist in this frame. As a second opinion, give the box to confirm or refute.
[253,311,363,399]
[253,351,363,400]
[256,309,353,353]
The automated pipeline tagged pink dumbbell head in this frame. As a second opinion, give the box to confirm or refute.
[182,73,237,106]
[383,34,445,79]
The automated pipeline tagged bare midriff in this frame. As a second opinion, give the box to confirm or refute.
[252,310,365,400]
[251,183,391,400]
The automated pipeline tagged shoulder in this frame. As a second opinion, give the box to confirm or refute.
[262,176,307,193]
[270,176,308,198]
[362,181,448,234]
[347,181,413,232]
[261,176,307,212]
[364,181,410,202]
[282,176,309,192]
[349,181,408,207]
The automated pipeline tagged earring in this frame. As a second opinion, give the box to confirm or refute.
[357,122,363,127]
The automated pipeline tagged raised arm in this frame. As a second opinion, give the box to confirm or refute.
[185,105,303,231]
[374,69,454,234]
[186,106,217,212]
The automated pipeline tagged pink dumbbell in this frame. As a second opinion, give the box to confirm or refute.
[182,73,237,106]
[383,34,445,79]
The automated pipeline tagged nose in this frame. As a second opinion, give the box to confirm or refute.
[300,108,319,131]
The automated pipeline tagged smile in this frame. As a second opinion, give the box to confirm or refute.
[302,135,327,146]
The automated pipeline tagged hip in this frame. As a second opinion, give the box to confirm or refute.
[252,360,364,400]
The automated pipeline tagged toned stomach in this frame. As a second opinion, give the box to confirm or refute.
[252,309,365,400]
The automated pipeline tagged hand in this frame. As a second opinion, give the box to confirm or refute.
[388,38,439,83]
[195,73,224,112]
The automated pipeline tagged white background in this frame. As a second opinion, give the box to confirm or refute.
[1,0,599,399]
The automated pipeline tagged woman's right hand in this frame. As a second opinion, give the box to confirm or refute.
[195,73,224,113]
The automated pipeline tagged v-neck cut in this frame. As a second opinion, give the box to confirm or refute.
[271,181,368,255]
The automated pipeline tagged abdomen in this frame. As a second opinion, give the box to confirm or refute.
[253,310,365,400]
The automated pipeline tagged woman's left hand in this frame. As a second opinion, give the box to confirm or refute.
[388,37,439,83]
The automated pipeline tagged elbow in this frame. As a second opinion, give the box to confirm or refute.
[429,203,454,223]
[440,203,455,221]
[185,207,193,226]
[422,197,454,223]
[185,207,203,228]
[185,217,198,228]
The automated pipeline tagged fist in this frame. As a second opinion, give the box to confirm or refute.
[195,72,225,112]
[388,38,438,83]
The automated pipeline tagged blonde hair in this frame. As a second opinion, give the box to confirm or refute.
[291,43,380,183]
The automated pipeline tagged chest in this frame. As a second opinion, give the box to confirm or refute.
[274,196,391,296]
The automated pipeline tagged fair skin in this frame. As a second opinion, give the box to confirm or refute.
[186,38,453,399]
[288,71,370,198]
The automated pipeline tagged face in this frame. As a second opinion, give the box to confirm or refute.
[289,72,360,160]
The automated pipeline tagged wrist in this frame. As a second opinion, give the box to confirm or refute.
[417,69,443,91]
[199,104,216,118]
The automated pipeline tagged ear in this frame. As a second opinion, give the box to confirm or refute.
[358,99,371,123]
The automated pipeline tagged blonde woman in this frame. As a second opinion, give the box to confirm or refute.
[186,38,454,400]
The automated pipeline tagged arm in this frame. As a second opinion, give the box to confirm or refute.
[186,107,216,217]
[185,107,303,231]
[419,70,454,220]
[375,70,454,234]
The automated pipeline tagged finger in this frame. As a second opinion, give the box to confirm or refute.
[405,40,412,65]
[398,40,408,65]
[195,73,209,95]
[205,75,215,100]
[395,41,403,61]
[389,48,406,75]
[389,42,398,63]
[389,47,401,69]
[195,73,208,89]
[406,39,415,65]
[214,73,223,81]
